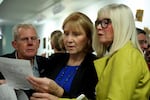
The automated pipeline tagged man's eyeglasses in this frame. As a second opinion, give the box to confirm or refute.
[95,18,111,29]
[16,36,39,43]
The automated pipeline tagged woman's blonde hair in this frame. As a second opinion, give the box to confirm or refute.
[50,30,65,51]
[93,3,142,57]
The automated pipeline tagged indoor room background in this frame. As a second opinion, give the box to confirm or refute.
[0,0,150,57]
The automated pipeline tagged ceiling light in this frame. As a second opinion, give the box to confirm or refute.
[0,0,3,5]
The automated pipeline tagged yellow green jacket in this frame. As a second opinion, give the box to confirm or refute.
[94,41,150,100]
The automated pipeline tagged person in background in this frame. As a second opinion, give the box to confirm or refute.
[145,45,150,70]
[136,28,150,70]
[50,30,66,53]
[41,30,65,57]
[92,3,150,100]
[136,28,148,53]
[0,24,50,98]
[27,12,98,100]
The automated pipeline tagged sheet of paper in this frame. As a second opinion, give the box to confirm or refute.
[0,57,33,89]
[0,84,17,100]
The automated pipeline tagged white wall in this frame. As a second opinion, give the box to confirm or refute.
[119,0,150,29]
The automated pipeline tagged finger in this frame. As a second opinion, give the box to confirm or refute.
[27,78,42,92]
[31,93,59,100]
[34,86,46,93]
[27,76,41,88]
[27,76,38,84]
[30,96,45,100]
[30,96,37,100]
[27,76,50,92]
[27,76,47,86]
[32,92,49,98]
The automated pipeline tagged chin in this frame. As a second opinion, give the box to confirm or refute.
[67,51,77,54]
[99,40,106,44]
[27,53,36,57]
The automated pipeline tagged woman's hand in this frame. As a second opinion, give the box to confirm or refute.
[27,76,64,97]
[30,92,59,100]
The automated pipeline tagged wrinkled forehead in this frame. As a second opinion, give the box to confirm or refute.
[17,27,37,38]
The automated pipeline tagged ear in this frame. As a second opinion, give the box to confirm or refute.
[88,40,91,45]
[12,41,18,49]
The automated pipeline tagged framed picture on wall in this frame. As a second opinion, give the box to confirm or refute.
[135,9,144,22]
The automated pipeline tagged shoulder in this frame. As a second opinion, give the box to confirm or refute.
[111,42,147,70]
[81,53,97,68]
[36,55,49,66]
[36,55,49,61]
[85,53,97,61]
[115,42,143,60]
[0,51,16,58]
[48,53,69,61]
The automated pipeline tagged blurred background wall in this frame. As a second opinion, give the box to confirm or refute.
[0,0,150,56]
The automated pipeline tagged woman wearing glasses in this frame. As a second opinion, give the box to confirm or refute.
[93,3,150,100]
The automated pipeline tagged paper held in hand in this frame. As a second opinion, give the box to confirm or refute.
[0,57,33,89]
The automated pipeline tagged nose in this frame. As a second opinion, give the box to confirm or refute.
[66,35,73,42]
[143,43,148,49]
[27,38,33,43]
[141,43,148,51]
[96,24,103,30]
[26,38,37,44]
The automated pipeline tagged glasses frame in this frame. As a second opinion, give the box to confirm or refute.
[138,40,148,45]
[16,36,39,43]
[95,18,111,29]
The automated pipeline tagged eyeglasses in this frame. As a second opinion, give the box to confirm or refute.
[16,36,38,43]
[95,18,111,29]
[138,40,148,45]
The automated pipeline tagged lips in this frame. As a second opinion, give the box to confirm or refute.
[97,33,104,37]
[66,46,75,50]
[27,49,35,52]
[67,46,74,48]
[98,33,103,35]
